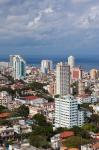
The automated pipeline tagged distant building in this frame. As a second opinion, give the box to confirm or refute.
[71,67,83,81]
[90,69,97,80]
[68,56,75,68]
[41,60,53,74]
[47,82,56,96]
[56,62,70,96]
[55,95,84,128]
[78,80,85,95]
[10,55,26,80]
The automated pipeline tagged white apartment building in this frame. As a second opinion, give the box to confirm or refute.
[56,62,70,96]
[55,95,84,128]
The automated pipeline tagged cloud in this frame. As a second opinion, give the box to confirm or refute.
[27,7,54,28]
[0,0,99,55]
[0,0,11,5]
[72,0,91,3]
[44,7,54,13]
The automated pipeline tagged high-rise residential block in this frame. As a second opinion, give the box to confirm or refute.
[56,62,70,96]
[10,55,26,80]
[68,56,75,68]
[41,60,53,74]
[55,95,84,128]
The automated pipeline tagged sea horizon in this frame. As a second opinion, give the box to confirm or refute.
[0,54,98,71]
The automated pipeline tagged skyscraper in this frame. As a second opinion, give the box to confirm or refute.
[68,56,75,68]
[41,60,53,74]
[10,55,26,80]
[56,62,70,96]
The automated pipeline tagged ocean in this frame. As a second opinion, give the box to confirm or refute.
[0,55,98,71]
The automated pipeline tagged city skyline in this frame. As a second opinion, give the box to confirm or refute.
[0,0,99,56]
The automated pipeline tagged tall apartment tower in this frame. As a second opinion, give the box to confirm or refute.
[41,60,53,74]
[10,55,26,80]
[56,62,70,96]
[68,56,75,68]
[55,95,84,128]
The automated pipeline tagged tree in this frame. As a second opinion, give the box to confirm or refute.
[89,114,99,126]
[32,125,53,139]
[54,95,60,98]
[29,135,49,148]
[82,123,97,133]
[63,136,90,148]
[71,126,90,139]
[0,120,11,126]
[0,105,8,113]
[32,114,47,126]
[17,104,29,117]
[47,96,54,102]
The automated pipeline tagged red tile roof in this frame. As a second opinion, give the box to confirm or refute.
[23,96,39,101]
[60,131,74,139]
[0,112,10,119]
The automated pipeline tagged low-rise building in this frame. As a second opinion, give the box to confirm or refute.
[76,95,97,104]
[0,91,12,107]
[15,96,48,106]
[0,126,14,140]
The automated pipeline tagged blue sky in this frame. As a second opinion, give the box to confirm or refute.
[0,0,99,57]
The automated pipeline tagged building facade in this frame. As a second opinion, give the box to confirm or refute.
[41,60,53,74]
[56,62,70,96]
[10,55,26,80]
[55,95,84,128]
[68,56,75,68]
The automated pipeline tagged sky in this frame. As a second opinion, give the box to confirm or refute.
[0,0,99,57]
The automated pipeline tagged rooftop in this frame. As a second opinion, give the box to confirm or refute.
[20,96,39,101]
[60,131,74,139]
[0,112,10,119]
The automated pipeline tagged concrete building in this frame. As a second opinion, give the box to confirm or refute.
[47,82,56,96]
[56,62,70,96]
[41,60,53,74]
[78,80,85,95]
[76,95,97,104]
[0,126,14,140]
[90,69,97,80]
[0,91,12,107]
[15,96,48,106]
[71,67,82,81]
[10,55,26,80]
[68,56,75,68]
[55,95,84,128]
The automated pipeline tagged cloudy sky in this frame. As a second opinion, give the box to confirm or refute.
[0,0,99,57]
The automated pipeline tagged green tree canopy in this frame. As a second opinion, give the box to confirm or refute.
[29,135,49,148]
[63,136,90,148]
[82,123,97,133]
[32,113,47,126]
[17,104,29,117]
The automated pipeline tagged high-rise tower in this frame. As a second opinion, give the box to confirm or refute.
[10,55,26,80]
[68,56,75,68]
[56,62,70,96]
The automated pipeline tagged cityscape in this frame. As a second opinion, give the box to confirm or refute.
[0,0,99,150]
[0,55,99,150]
